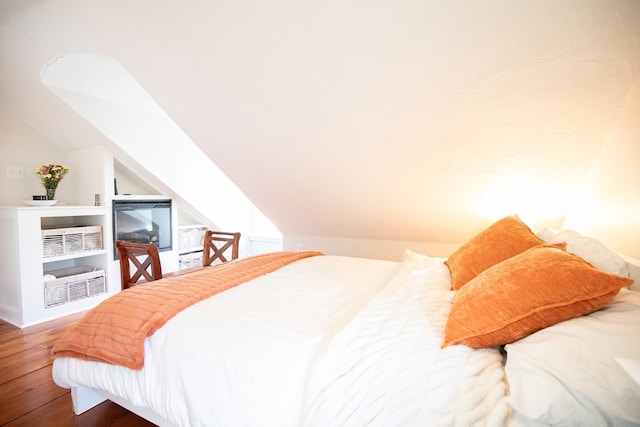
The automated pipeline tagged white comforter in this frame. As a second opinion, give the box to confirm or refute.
[53,252,507,427]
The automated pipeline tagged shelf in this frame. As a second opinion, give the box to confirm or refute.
[42,249,107,263]
[178,247,204,255]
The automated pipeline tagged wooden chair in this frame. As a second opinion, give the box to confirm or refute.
[115,240,163,289]
[203,230,240,266]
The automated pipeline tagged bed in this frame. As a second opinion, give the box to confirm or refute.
[52,216,640,427]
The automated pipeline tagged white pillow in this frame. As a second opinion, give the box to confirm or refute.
[536,228,630,277]
[505,289,640,427]
[402,249,447,270]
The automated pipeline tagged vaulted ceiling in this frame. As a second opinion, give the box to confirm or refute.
[1,0,638,243]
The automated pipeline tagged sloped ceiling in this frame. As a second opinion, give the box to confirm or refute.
[1,0,638,243]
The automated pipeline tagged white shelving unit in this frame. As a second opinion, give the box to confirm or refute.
[0,205,117,327]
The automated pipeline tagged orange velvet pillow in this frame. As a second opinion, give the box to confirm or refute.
[445,215,544,290]
[442,245,633,348]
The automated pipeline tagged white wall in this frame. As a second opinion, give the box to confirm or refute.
[563,78,640,259]
[286,79,640,262]
[67,145,114,206]
[283,235,459,262]
[0,107,70,206]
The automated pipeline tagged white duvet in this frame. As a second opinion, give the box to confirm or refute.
[53,252,508,427]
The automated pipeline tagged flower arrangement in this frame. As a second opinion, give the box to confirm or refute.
[35,163,69,200]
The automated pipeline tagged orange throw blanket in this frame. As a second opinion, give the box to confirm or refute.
[52,251,322,370]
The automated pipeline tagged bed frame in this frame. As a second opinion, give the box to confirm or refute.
[72,386,177,426]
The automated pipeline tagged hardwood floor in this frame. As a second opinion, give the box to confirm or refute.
[0,312,156,427]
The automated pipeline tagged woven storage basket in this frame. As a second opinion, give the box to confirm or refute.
[42,225,102,258]
[44,266,106,307]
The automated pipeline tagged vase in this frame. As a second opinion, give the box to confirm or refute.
[45,188,56,200]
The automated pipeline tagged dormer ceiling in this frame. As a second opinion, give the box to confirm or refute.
[1,1,638,243]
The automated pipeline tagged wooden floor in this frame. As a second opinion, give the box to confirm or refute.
[0,312,156,427]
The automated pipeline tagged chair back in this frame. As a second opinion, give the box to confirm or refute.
[203,230,240,266]
[115,240,163,289]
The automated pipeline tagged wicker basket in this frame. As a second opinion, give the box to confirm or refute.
[178,226,206,251]
[179,250,203,270]
[42,225,102,258]
[44,266,106,308]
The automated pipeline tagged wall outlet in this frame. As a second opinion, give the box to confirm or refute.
[6,165,25,179]
[296,243,304,251]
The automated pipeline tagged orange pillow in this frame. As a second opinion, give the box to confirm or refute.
[442,245,633,348]
[445,215,543,290]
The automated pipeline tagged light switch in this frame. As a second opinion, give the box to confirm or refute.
[6,165,25,179]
